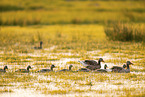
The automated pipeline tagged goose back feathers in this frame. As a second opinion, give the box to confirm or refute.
[79,58,104,70]
[111,61,133,73]
[37,65,55,73]
[59,65,73,72]
[15,65,32,73]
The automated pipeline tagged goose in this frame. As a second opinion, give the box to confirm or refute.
[76,68,91,72]
[15,65,32,73]
[59,65,73,72]
[111,61,133,73]
[37,64,55,73]
[34,41,43,49]
[78,58,105,70]
[111,64,126,71]
[95,64,108,72]
[0,66,8,72]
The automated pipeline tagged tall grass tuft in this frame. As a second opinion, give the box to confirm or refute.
[104,22,145,42]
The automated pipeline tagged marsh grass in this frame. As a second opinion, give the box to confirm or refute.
[1,0,145,26]
[0,20,145,97]
[112,82,124,85]
[0,88,13,93]
[0,73,37,83]
[42,89,68,95]
[66,61,79,64]
[41,88,93,95]
[33,62,52,66]
[105,22,145,42]
[106,58,127,64]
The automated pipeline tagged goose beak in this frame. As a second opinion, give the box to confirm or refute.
[103,60,105,62]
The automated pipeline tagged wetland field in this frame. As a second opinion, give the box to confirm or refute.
[0,0,145,97]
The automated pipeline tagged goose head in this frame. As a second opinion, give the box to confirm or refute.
[51,64,55,70]
[4,66,8,70]
[27,65,32,71]
[51,64,55,68]
[99,58,105,62]
[69,64,73,70]
[127,61,133,65]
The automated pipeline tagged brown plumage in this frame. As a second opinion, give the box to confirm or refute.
[111,61,133,73]
[34,41,43,49]
[78,58,105,70]
[15,65,32,73]
[37,65,55,73]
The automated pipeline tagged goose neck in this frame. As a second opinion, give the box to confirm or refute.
[51,67,53,71]
[27,67,29,71]
[69,66,72,70]
[127,64,130,69]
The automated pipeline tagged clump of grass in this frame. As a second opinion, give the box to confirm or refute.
[0,88,13,93]
[104,22,145,42]
[38,79,51,83]
[93,74,109,82]
[0,5,24,12]
[0,84,14,87]
[41,88,92,95]
[115,86,145,97]
[33,62,52,66]
[105,58,127,64]
[112,82,124,85]
[66,61,79,64]
[47,58,60,61]
[59,54,80,58]
[0,73,37,83]
[42,89,68,95]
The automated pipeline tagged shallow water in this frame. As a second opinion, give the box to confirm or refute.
[0,89,47,97]
[1,46,145,97]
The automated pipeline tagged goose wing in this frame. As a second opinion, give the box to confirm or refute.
[96,69,107,72]
[77,68,90,72]
[111,66,124,70]
[111,66,125,72]
[41,69,51,71]
[78,61,88,67]
[59,69,69,71]
[84,60,98,65]
[86,65,101,70]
